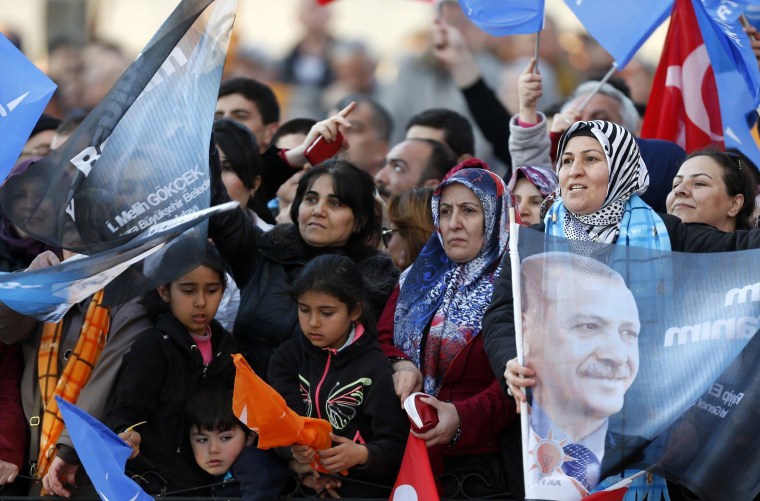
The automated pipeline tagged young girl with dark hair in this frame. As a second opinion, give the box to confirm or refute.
[268,254,408,498]
[105,243,237,495]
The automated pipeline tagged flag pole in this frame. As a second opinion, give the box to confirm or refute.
[435,0,444,20]
[508,207,530,493]
[533,30,541,74]
[577,62,618,112]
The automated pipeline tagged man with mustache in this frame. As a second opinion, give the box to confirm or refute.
[520,252,642,498]
[373,138,457,200]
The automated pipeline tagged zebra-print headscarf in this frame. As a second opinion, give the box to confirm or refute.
[554,120,649,243]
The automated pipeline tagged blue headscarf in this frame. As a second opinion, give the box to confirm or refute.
[393,167,513,396]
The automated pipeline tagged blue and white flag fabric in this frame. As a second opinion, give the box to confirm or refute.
[0,202,236,322]
[56,396,153,501]
[745,4,760,30]
[0,0,236,255]
[0,34,56,180]
[563,0,673,68]
[458,0,544,36]
[693,0,760,169]
[517,228,760,501]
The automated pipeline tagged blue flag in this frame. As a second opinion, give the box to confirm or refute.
[564,0,673,68]
[744,4,760,30]
[0,202,236,322]
[56,396,153,501]
[0,0,235,255]
[693,0,760,169]
[458,0,544,36]
[0,34,56,180]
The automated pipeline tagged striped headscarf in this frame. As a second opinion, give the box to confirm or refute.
[508,165,559,199]
[553,120,649,243]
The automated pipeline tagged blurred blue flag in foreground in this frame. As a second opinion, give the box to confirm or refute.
[0,34,56,180]
[57,396,153,501]
[458,0,544,36]
[744,4,760,30]
[694,0,760,170]
[0,0,236,255]
[0,202,236,322]
[563,0,673,68]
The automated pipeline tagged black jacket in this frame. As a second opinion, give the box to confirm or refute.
[269,331,408,498]
[105,314,236,495]
[210,446,292,501]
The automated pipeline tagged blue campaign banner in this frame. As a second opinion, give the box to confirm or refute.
[694,0,760,170]
[0,0,236,255]
[745,4,760,30]
[57,397,153,501]
[563,0,673,68]
[458,0,544,36]
[0,202,236,322]
[0,34,56,180]
[517,228,760,500]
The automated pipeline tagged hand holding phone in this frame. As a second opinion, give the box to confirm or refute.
[304,130,344,166]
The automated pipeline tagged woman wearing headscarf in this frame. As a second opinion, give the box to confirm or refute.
[507,165,558,227]
[378,165,515,498]
[483,120,760,500]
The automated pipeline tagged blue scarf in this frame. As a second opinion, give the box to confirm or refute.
[393,168,512,396]
[545,195,671,251]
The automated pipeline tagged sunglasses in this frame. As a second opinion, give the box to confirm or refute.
[724,151,744,171]
[381,227,398,247]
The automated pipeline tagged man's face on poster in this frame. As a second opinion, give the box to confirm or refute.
[527,271,641,421]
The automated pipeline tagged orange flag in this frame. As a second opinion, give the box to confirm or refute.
[231,354,333,472]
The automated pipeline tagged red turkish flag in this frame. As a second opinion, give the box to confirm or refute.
[640,0,723,153]
[389,434,440,501]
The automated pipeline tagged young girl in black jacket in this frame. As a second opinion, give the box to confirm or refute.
[105,243,237,495]
[268,254,408,498]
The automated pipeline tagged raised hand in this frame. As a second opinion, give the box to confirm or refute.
[518,58,543,125]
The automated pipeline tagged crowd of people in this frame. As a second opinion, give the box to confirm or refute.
[2,0,760,499]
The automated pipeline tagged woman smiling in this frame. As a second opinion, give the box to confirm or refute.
[209,109,398,379]
[666,150,756,232]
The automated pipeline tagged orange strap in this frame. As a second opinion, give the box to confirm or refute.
[35,290,110,479]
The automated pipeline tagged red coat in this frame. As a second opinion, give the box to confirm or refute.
[377,285,515,472]
[0,342,26,470]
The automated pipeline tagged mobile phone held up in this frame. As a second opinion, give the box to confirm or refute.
[304,131,344,166]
